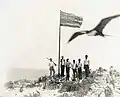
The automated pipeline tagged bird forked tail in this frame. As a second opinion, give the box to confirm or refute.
[103,34,115,37]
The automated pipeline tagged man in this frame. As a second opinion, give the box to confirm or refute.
[65,58,71,81]
[60,56,65,77]
[71,60,77,81]
[49,58,55,77]
[84,55,90,78]
[77,59,82,80]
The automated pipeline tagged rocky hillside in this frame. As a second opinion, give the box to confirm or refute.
[4,66,120,97]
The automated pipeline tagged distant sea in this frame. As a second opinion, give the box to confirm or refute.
[7,68,49,81]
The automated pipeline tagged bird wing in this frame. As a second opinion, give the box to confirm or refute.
[68,31,85,43]
[94,14,120,32]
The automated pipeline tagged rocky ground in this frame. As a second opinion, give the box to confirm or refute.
[3,66,120,97]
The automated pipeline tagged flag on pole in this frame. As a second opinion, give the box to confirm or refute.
[57,10,83,77]
[60,10,83,28]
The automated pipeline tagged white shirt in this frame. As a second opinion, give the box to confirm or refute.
[84,59,90,65]
[72,63,77,69]
[77,62,82,68]
[66,61,71,67]
[61,59,65,65]
[49,61,54,67]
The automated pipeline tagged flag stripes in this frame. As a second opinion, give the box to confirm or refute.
[60,11,83,28]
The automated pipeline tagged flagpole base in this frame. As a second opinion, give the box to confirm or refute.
[57,73,61,78]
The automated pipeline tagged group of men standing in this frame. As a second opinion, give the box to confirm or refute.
[48,55,90,81]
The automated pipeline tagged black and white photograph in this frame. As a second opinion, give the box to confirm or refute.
[1,0,120,97]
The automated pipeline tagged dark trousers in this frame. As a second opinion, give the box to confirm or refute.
[72,69,77,80]
[84,65,89,77]
[66,67,70,80]
[78,67,82,79]
[61,65,65,77]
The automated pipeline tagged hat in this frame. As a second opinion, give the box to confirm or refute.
[50,58,52,61]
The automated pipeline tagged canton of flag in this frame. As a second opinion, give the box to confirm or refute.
[60,10,83,28]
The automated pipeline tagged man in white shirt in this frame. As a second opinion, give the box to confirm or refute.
[61,56,65,77]
[77,59,82,80]
[65,58,71,81]
[72,60,77,81]
[49,58,55,77]
[84,55,90,78]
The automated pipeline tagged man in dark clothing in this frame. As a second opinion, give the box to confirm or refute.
[84,55,90,78]
[65,58,71,81]
[77,59,82,80]
[61,56,65,77]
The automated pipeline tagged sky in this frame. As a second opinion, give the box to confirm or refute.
[0,0,120,87]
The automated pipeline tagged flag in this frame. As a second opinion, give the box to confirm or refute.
[60,10,83,28]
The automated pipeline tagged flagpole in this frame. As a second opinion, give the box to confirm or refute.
[58,22,61,77]
[58,11,61,77]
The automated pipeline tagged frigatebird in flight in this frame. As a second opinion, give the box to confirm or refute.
[68,14,120,43]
